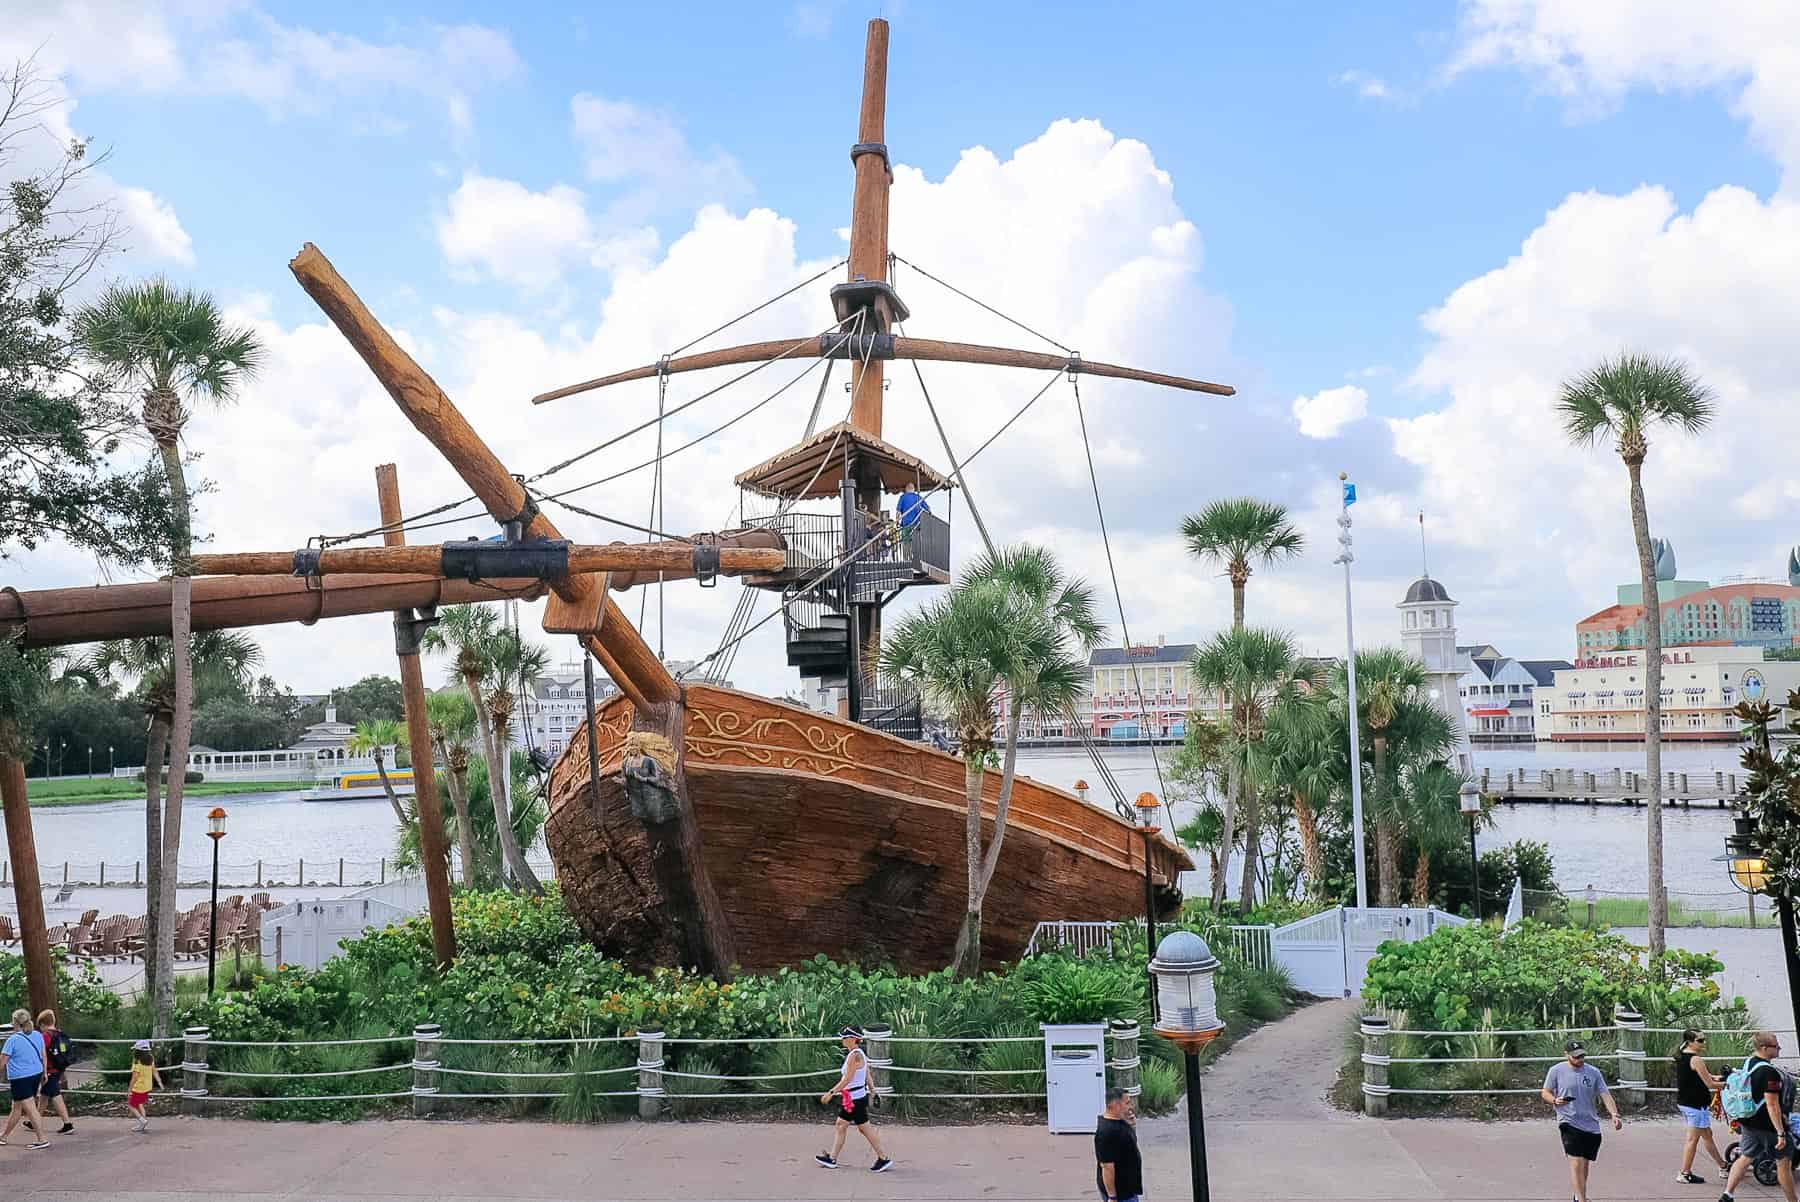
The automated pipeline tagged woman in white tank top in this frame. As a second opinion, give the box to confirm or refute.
[815,1025,892,1173]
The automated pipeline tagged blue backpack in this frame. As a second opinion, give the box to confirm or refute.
[1723,1057,1761,1120]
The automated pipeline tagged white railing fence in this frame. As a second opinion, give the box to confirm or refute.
[2,851,556,891]
[1022,919,1275,970]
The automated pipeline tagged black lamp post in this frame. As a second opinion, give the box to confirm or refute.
[206,806,227,996]
[86,746,93,779]
[108,745,115,777]
[1151,931,1224,1202]
[1134,791,1162,1015]
[1723,811,1800,1039]
[1459,778,1482,918]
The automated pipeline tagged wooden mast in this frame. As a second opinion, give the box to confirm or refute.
[376,464,457,968]
[848,17,891,436]
[288,242,738,977]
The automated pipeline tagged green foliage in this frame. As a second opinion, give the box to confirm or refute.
[1015,955,1142,1025]
[296,676,405,727]
[0,951,120,1021]
[1362,921,1728,1031]
[1738,691,1800,897]
[1138,1058,1181,1113]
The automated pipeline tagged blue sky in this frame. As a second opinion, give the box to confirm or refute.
[9,1,1800,693]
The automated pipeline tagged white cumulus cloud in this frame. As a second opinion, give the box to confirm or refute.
[1291,384,1369,438]
[435,173,596,290]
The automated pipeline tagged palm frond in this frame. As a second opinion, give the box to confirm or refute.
[1179,497,1305,571]
[1557,353,1716,449]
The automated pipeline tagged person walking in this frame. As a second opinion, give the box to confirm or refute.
[1673,1028,1726,1184]
[814,1025,891,1173]
[1542,1038,1622,1202]
[1095,1086,1143,1202]
[1,1008,51,1150]
[126,1041,163,1134]
[35,1010,74,1136]
[1720,1031,1795,1202]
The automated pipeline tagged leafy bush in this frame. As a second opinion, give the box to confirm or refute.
[1362,921,1727,1030]
[1138,1058,1180,1113]
[0,952,120,1022]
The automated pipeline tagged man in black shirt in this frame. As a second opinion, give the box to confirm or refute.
[1722,1031,1795,1202]
[1095,1086,1143,1202]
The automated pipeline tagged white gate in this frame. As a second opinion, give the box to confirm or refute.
[1271,906,1470,998]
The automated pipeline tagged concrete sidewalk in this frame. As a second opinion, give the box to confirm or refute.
[6,1113,1760,1201]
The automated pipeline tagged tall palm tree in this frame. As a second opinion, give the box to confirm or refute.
[1190,626,1322,909]
[1260,691,1341,902]
[1392,757,1465,907]
[1332,646,1428,906]
[484,623,550,895]
[1558,354,1715,957]
[1179,497,1304,902]
[882,548,1095,977]
[348,718,409,827]
[425,690,482,887]
[92,630,260,1034]
[421,605,520,886]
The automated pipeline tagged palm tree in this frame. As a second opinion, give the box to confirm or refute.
[92,630,260,1034]
[1558,354,1715,957]
[1392,757,1465,907]
[421,605,519,886]
[1331,647,1428,906]
[1190,626,1322,909]
[1179,497,1304,902]
[425,690,483,886]
[1260,691,1341,902]
[484,624,550,895]
[348,718,409,827]
[882,546,1097,977]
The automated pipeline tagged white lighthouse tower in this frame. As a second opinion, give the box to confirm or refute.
[1398,574,1473,775]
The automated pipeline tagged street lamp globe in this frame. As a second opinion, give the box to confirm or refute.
[207,806,228,840]
[1723,815,1768,895]
[1150,930,1224,1048]
[1134,791,1161,834]
[1459,779,1482,816]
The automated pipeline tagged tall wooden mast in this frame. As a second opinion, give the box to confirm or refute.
[847,17,892,436]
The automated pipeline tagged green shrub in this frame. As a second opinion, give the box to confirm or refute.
[0,952,121,1023]
[1138,1059,1180,1113]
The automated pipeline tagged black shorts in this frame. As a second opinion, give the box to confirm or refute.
[1738,1125,1784,1161]
[39,1073,61,1099]
[1559,1122,1602,1161]
[9,1074,42,1103]
[836,1094,870,1126]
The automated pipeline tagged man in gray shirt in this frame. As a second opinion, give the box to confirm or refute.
[1542,1039,1623,1202]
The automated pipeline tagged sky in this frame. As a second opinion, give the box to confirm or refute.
[5,0,1800,698]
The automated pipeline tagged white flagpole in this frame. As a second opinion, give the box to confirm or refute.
[1334,472,1369,910]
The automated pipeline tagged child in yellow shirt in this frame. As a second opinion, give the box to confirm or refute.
[127,1041,163,1133]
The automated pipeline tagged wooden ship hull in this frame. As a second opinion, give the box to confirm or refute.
[546,685,1189,973]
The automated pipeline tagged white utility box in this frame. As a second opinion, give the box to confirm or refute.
[1041,1022,1107,1133]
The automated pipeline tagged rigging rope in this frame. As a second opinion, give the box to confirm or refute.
[1068,373,1174,833]
[664,258,847,360]
[528,491,690,543]
[889,252,1075,354]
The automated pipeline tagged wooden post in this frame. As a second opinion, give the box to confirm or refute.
[865,1023,893,1106]
[338,857,344,887]
[181,1026,209,1116]
[291,242,735,978]
[1615,1005,1645,1108]
[1360,1014,1390,1116]
[847,17,891,436]
[1108,1019,1141,1099]
[377,464,458,968]
[298,857,305,885]
[637,1029,665,1120]
[254,859,261,887]
[0,749,56,1017]
[412,1023,441,1117]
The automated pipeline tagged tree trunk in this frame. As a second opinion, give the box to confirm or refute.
[142,712,167,1010]
[1213,757,1238,907]
[1,742,56,1018]
[1293,789,1323,900]
[1410,848,1432,907]
[1373,734,1399,906]
[950,754,987,978]
[975,707,1024,895]
[487,718,543,896]
[1236,784,1261,911]
[442,751,478,888]
[153,433,192,1036]
[1626,458,1667,958]
[373,746,409,828]
[461,672,529,891]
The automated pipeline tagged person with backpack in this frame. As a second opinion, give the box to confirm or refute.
[1673,1028,1728,1183]
[1720,1031,1796,1202]
[813,1026,892,1173]
[35,1010,73,1136]
[1541,1038,1622,1202]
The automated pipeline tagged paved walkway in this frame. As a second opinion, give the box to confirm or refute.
[5,1109,1759,1201]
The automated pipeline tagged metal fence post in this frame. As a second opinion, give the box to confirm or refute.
[255,859,262,887]
[98,862,105,887]
[412,1023,440,1117]
[299,857,305,884]
[338,857,345,886]
[1585,885,1596,928]
[1360,1015,1390,1116]
[865,1023,893,1107]
[1108,1019,1141,1099]
[1615,1005,1645,1108]
[638,1029,665,1120]
[181,1027,209,1116]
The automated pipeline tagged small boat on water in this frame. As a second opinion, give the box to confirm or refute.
[302,769,416,803]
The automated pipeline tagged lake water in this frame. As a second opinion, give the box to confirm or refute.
[3,742,1749,898]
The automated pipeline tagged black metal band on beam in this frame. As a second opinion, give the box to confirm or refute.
[692,542,719,587]
[850,141,892,180]
[292,548,322,577]
[440,539,570,582]
[819,332,895,361]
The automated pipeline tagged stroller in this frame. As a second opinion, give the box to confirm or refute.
[1724,1115,1800,1189]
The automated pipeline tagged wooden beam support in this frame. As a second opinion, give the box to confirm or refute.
[0,742,55,1018]
[531,334,1235,403]
[543,573,609,636]
[191,544,786,579]
[287,242,677,711]
[376,464,457,970]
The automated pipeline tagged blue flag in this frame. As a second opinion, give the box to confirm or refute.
[1342,482,1357,507]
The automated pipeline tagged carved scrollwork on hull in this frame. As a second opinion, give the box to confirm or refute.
[686,700,857,777]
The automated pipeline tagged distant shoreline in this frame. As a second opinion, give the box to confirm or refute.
[26,779,312,808]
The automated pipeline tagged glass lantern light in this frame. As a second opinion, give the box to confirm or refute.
[1150,930,1224,1050]
[207,806,228,841]
[1074,779,1089,805]
[1722,814,1769,895]
[1135,790,1161,834]
[1458,779,1482,816]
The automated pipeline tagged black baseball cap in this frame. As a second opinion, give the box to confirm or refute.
[838,1025,864,1040]
[1564,1039,1585,1054]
